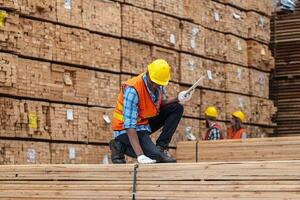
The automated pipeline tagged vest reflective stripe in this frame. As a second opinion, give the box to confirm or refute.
[116,102,123,111]
[113,112,143,122]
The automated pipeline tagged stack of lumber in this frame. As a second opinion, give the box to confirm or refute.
[1,161,300,199]
[0,0,276,165]
[0,139,112,165]
[271,3,300,136]
[176,136,300,163]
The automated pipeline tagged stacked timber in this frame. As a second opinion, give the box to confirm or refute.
[0,161,300,199]
[0,0,276,164]
[176,136,300,163]
[271,3,300,136]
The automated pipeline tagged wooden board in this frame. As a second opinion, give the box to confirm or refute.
[225,5,248,38]
[225,64,250,95]
[0,97,114,142]
[0,140,51,165]
[176,141,197,163]
[153,12,181,50]
[177,136,300,163]
[122,4,154,43]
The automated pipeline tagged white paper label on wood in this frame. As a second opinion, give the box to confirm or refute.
[214,12,220,21]
[190,27,199,49]
[69,147,76,159]
[103,114,111,124]
[237,40,242,51]
[64,72,73,86]
[261,48,266,55]
[191,39,196,49]
[258,73,265,85]
[232,13,241,20]
[102,155,109,164]
[238,97,245,109]
[184,126,196,141]
[27,149,36,163]
[207,70,213,80]
[64,0,72,9]
[192,27,199,36]
[188,60,196,70]
[169,34,176,44]
[67,109,74,121]
[237,68,242,80]
[258,17,265,29]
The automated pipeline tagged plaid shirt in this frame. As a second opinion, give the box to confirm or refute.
[207,125,222,140]
[113,74,165,138]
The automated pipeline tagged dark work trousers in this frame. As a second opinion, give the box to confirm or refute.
[115,103,184,161]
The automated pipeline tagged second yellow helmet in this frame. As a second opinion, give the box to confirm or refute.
[232,111,245,122]
[205,106,218,118]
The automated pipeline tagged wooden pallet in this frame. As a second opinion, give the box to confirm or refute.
[271,2,300,136]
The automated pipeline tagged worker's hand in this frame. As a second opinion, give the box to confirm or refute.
[178,90,193,104]
[137,155,156,164]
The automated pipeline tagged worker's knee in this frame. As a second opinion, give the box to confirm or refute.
[174,103,184,115]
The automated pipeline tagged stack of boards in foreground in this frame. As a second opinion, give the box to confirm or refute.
[0,0,276,164]
[0,161,300,199]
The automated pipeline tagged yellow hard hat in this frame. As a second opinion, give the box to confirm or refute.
[205,106,218,118]
[232,111,245,122]
[148,59,170,86]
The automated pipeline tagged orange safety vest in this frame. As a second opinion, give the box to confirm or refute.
[112,74,162,131]
[227,127,247,139]
[205,123,224,140]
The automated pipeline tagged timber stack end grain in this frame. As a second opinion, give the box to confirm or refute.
[0,0,276,164]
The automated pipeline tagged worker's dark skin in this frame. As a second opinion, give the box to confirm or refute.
[127,73,179,157]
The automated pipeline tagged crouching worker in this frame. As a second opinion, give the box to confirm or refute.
[109,59,192,164]
[227,111,247,139]
[204,106,224,140]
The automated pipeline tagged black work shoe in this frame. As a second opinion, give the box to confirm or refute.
[109,139,126,164]
[156,145,177,163]
[159,153,177,163]
[157,145,171,156]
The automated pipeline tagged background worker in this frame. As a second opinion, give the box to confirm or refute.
[110,59,193,164]
[204,106,224,140]
[227,111,247,139]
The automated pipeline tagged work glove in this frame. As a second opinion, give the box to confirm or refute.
[137,155,156,164]
[178,90,194,104]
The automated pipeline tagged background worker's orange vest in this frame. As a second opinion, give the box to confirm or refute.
[112,74,162,131]
[227,128,247,139]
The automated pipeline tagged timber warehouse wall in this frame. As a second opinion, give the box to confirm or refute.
[0,0,275,164]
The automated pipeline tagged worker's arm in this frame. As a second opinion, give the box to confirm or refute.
[161,90,193,106]
[161,97,179,106]
[127,128,156,163]
[160,87,182,106]
[127,128,144,156]
[122,87,145,157]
